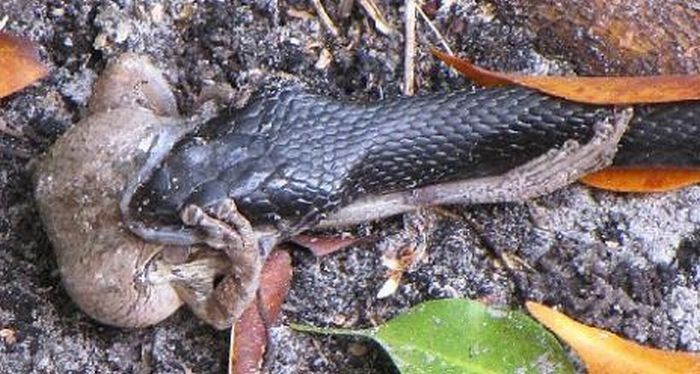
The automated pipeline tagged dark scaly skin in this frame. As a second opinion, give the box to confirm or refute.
[615,102,700,168]
[127,86,614,240]
[125,86,700,247]
[118,84,700,327]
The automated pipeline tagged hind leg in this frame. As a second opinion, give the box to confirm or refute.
[176,198,263,329]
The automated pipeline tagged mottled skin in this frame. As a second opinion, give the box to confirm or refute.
[35,55,233,328]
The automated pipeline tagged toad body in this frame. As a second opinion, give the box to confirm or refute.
[36,55,234,328]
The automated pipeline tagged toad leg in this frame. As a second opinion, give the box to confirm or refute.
[177,198,263,329]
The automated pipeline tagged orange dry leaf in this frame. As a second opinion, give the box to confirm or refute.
[526,302,700,374]
[230,250,293,374]
[0,32,47,98]
[230,304,266,374]
[432,49,700,105]
[581,168,700,192]
[257,250,293,322]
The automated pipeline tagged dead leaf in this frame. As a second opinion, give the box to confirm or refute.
[508,1,700,76]
[230,304,266,374]
[0,32,47,98]
[291,234,364,257]
[526,301,700,374]
[0,328,16,345]
[432,49,700,104]
[230,250,293,374]
[257,250,293,324]
[581,167,700,192]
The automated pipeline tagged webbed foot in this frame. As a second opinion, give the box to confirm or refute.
[176,199,263,329]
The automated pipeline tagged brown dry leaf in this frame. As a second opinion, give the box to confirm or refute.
[526,301,700,374]
[291,234,364,257]
[432,49,700,104]
[581,167,700,192]
[230,250,293,374]
[230,304,266,374]
[257,250,293,322]
[0,32,47,98]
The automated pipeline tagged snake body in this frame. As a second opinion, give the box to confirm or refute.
[124,86,700,246]
[615,102,700,167]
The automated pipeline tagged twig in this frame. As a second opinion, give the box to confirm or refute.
[339,0,355,19]
[0,124,25,139]
[0,144,31,160]
[228,325,236,374]
[357,0,395,36]
[403,0,416,96]
[310,0,339,38]
[416,5,453,54]
[462,212,535,276]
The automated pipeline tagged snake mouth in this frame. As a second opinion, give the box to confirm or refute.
[120,120,201,246]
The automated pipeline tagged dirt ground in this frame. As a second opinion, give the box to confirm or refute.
[1,1,699,373]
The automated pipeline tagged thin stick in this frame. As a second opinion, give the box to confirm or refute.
[357,0,395,36]
[0,145,31,159]
[310,0,339,38]
[416,5,453,54]
[403,0,417,96]
[228,325,236,374]
[339,0,355,19]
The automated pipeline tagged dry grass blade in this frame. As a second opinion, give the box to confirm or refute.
[416,6,452,55]
[358,0,395,36]
[403,0,416,96]
[310,0,339,38]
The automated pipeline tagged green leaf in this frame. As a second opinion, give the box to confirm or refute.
[291,299,574,374]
